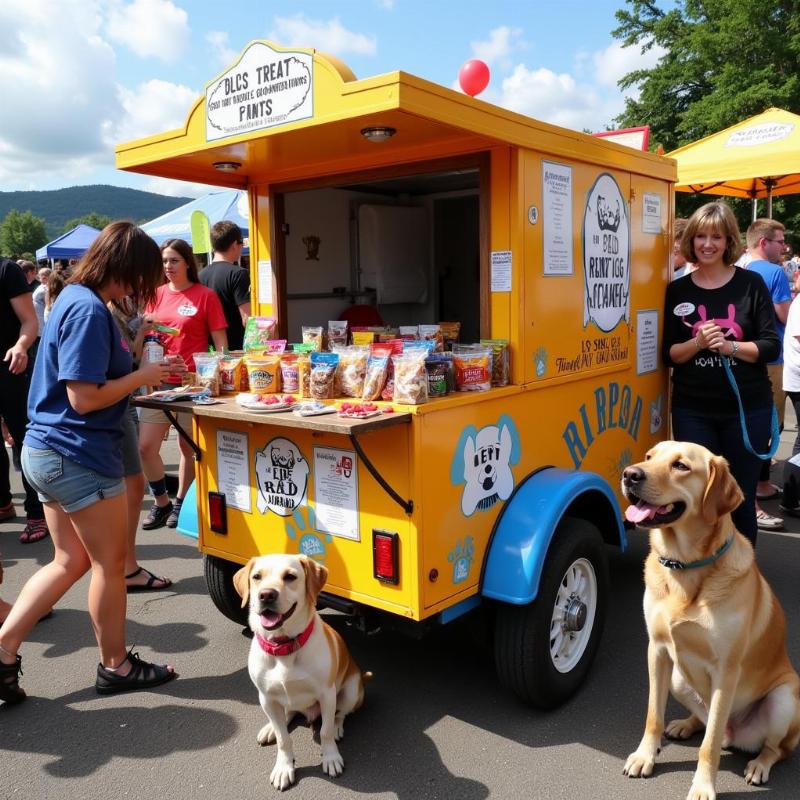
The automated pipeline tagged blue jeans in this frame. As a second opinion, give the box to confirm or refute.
[671,407,772,548]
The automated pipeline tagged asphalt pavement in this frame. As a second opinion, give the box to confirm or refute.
[2,424,800,800]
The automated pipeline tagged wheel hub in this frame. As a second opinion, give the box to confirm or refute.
[564,596,587,632]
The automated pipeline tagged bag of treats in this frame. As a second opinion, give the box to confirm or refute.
[362,354,389,401]
[392,351,428,405]
[301,325,324,352]
[328,320,349,349]
[399,325,419,342]
[372,340,403,401]
[351,329,376,347]
[439,321,461,350]
[243,316,277,351]
[335,346,369,397]
[425,355,449,397]
[245,354,281,393]
[279,353,300,393]
[418,324,443,352]
[480,339,510,387]
[193,352,222,397]
[219,353,244,394]
[310,352,339,399]
[263,339,287,354]
[453,348,492,392]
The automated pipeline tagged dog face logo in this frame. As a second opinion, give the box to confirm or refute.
[649,394,663,434]
[451,415,521,516]
[255,438,309,516]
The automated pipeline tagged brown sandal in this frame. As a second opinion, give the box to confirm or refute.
[0,654,26,705]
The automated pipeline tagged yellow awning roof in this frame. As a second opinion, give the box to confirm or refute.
[669,107,800,198]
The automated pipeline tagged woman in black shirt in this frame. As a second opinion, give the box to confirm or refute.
[663,202,779,547]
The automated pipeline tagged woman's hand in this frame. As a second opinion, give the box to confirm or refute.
[3,344,29,375]
[698,321,727,352]
[138,361,174,386]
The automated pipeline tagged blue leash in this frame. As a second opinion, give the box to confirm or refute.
[721,356,780,460]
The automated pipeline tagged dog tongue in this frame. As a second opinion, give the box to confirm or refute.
[625,500,667,524]
[260,610,283,629]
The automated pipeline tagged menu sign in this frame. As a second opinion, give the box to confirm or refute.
[205,41,313,142]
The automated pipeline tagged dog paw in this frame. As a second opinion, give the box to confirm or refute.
[270,754,296,791]
[686,781,716,800]
[334,717,345,741]
[257,722,276,746]
[666,716,701,740]
[321,746,344,777]
[623,750,655,778]
[744,758,770,785]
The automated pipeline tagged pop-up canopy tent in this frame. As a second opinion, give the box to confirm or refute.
[141,189,249,250]
[669,107,800,217]
[36,224,100,260]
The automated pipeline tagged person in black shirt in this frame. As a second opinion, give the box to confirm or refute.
[663,202,780,547]
[199,220,250,350]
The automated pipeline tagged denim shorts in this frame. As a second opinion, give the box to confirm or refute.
[120,403,142,477]
[21,445,126,513]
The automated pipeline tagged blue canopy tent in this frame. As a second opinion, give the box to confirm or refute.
[36,224,100,260]
[141,189,250,251]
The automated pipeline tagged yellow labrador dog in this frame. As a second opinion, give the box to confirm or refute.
[233,554,369,791]
[621,441,800,800]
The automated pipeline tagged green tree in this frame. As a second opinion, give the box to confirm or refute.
[613,0,800,235]
[62,212,112,234]
[0,209,48,257]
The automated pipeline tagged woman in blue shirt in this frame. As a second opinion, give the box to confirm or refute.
[0,222,178,703]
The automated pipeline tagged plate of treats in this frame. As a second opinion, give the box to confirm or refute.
[337,402,382,419]
[236,393,297,412]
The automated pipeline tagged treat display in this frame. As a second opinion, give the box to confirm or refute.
[244,354,281,393]
[243,316,277,351]
[392,352,428,404]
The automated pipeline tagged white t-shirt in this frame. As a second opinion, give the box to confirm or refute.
[783,296,800,391]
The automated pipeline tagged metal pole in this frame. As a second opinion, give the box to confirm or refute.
[752,198,758,221]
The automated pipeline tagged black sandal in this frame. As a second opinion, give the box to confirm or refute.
[0,654,26,705]
[95,648,177,695]
[125,566,173,593]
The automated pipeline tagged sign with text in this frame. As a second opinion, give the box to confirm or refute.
[205,41,313,142]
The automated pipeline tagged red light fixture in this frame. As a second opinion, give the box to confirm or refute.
[208,492,227,534]
[373,530,399,584]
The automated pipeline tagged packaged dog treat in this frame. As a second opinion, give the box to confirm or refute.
[245,354,281,393]
[392,352,428,405]
[425,356,450,397]
[377,328,399,343]
[480,338,510,387]
[328,320,349,349]
[243,316,277,351]
[335,346,369,397]
[439,321,461,350]
[362,354,389,401]
[301,326,324,352]
[263,339,287,354]
[351,329,376,346]
[193,352,222,397]
[310,352,339,400]
[279,353,300,393]
[372,340,403,401]
[399,325,419,342]
[453,348,492,392]
[218,353,244,394]
[418,324,444,352]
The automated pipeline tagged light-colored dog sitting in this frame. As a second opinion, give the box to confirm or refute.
[621,441,800,800]
[234,554,370,791]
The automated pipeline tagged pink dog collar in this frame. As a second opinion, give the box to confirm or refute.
[255,618,315,656]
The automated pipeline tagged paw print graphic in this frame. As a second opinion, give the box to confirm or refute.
[534,347,548,377]
[285,505,332,562]
[447,536,475,584]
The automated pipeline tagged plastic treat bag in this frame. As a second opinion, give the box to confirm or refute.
[243,316,277,351]
[302,326,324,352]
[193,352,222,396]
[392,351,428,405]
[425,355,449,397]
[245,354,281,393]
[399,325,419,342]
[372,340,403,400]
[418,324,444,352]
[310,352,339,399]
[439,321,461,350]
[335,346,369,397]
[362,354,389,401]
[452,348,492,392]
[219,353,244,393]
[480,339,510,386]
[328,320,349,349]
[279,354,300,393]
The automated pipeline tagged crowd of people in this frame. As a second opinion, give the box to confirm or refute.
[0,219,249,704]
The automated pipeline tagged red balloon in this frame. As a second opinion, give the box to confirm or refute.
[458,59,490,97]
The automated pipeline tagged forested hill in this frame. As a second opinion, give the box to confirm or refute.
[0,185,191,236]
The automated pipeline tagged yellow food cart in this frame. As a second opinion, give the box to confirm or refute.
[118,40,675,707]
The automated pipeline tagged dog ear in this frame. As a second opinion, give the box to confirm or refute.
[300,555,328,606]
[233,558,256,608]
[702,455,743,524]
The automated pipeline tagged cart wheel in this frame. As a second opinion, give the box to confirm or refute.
[205,555,248,625]
[494,517,609,708]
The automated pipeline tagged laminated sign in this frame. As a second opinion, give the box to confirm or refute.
[255,437,309,516]
[205,41,313,141]
[583,173,630,332]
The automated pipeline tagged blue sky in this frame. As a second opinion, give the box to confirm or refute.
[0,0,666,197]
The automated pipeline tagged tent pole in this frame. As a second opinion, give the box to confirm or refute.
[752,198,758,221]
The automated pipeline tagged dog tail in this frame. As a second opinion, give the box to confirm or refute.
[362,670,374,683]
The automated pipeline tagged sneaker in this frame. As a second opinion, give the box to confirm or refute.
[19,518,49,544]
[755,509,784,531]
[0,502,15,522]
[779,503,800,518]
[165,503,181,529]
[142,502,174,531]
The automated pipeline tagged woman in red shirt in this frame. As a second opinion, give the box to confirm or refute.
[138,239,227,529]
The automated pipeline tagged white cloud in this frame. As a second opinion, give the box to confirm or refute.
[106,0,189,62]
[269,14,376,57]
[592,40,666,91]
[112,79,198,143]
[470,26,524,66]
[206,30,238,68]
[142,177,219,198]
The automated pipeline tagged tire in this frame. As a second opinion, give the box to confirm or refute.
[494,516,609,708]
[204,554,248,625]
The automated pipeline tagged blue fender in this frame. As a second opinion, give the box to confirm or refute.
[481,467,625,605]
[176,480,199,540]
